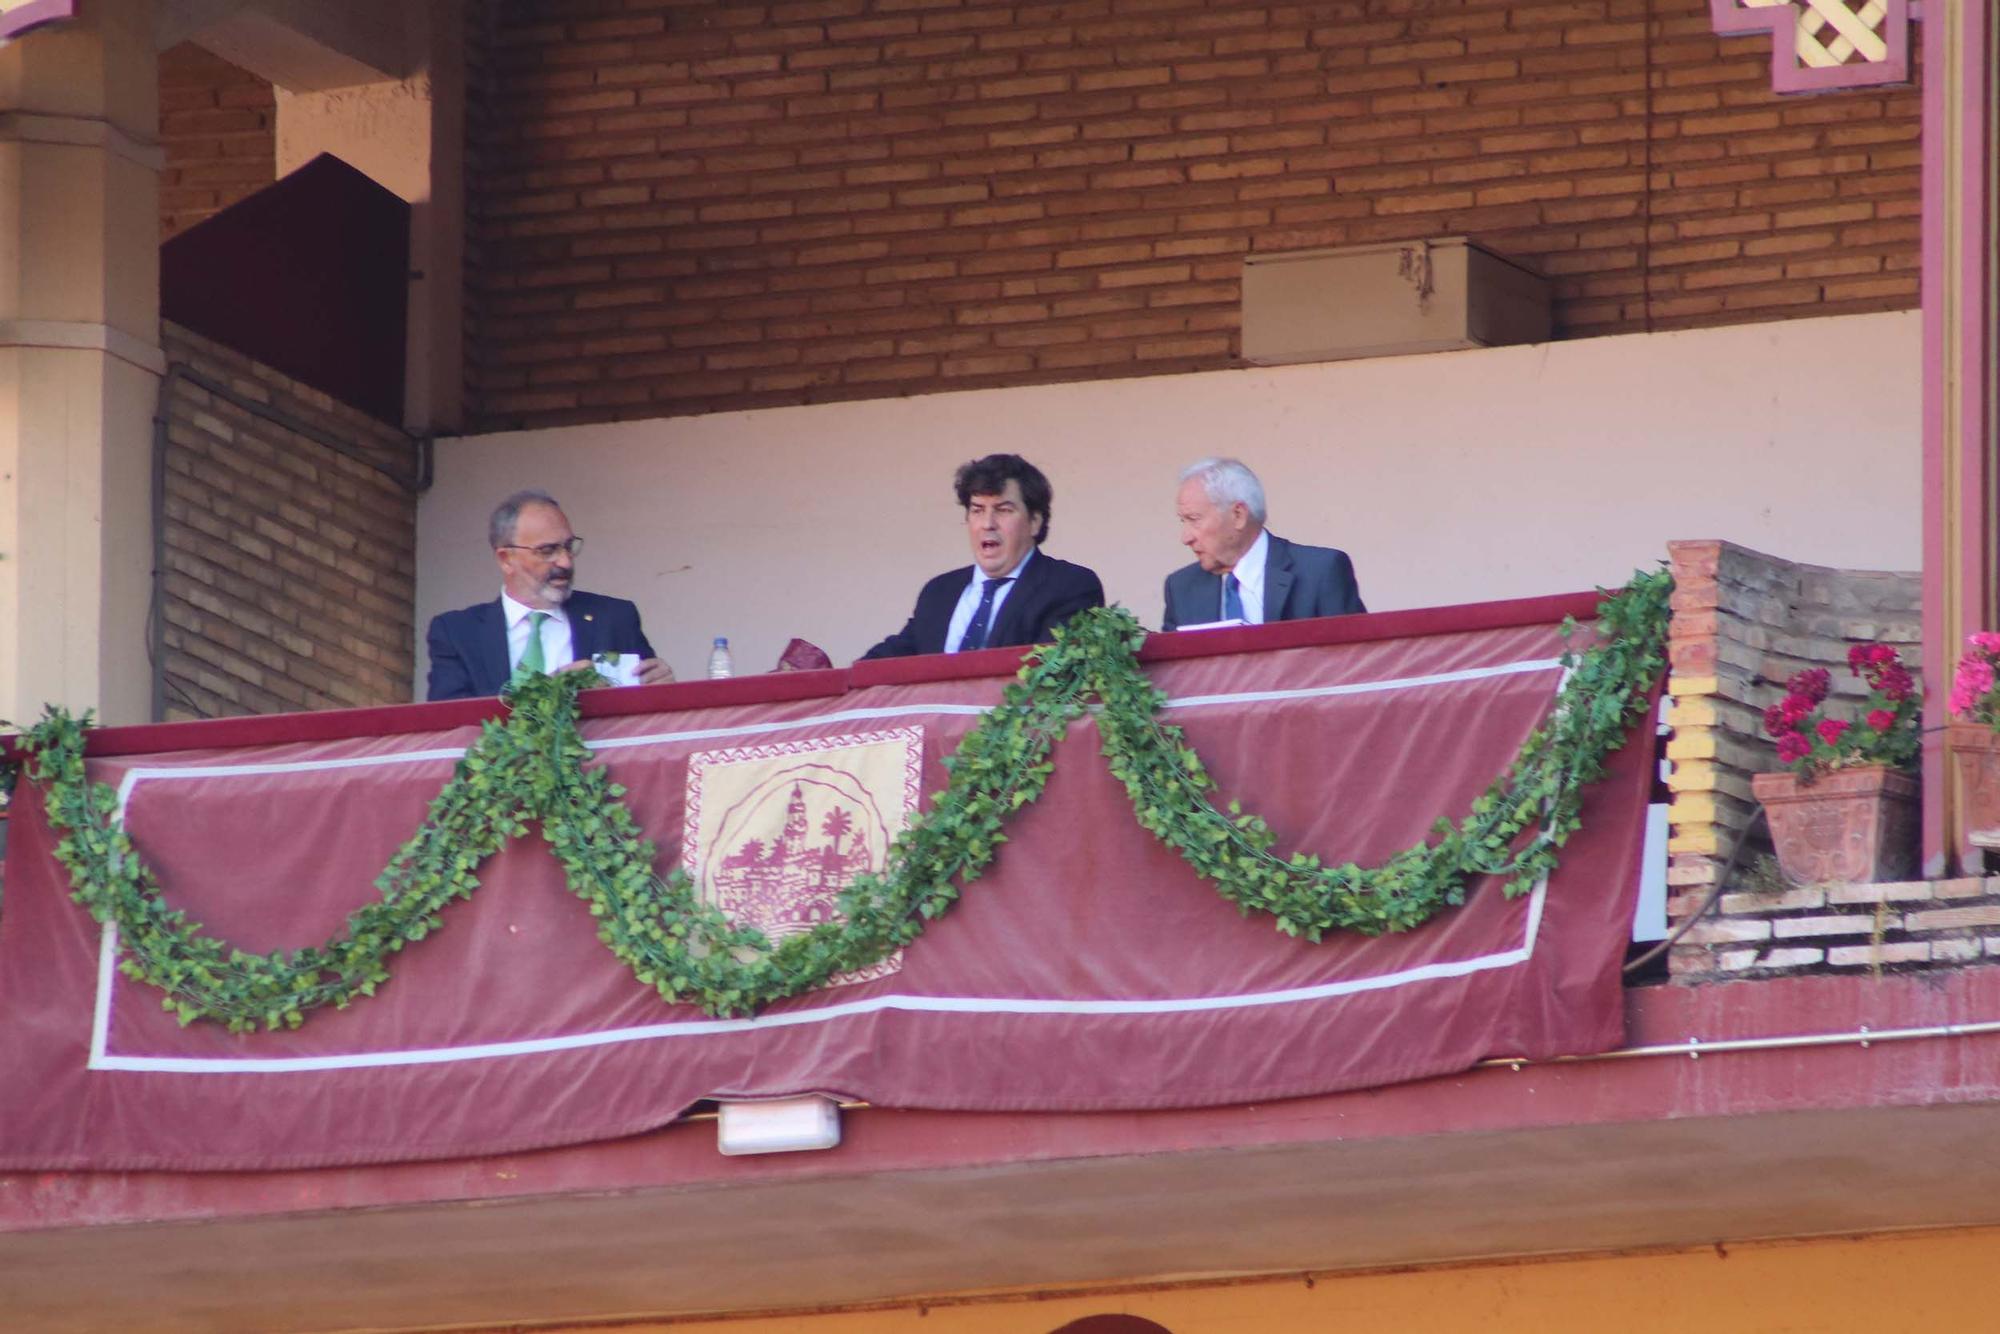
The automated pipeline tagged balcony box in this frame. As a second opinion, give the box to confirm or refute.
[1240,236,1551,366]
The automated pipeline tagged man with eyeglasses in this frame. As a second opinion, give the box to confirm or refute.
[425,489,675,701]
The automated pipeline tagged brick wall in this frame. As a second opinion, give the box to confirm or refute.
[1675,873,2000,978]
[464,0,1921,429]
[1663,539,1926,979]
[157,323,422,719]
[159,43,278,241]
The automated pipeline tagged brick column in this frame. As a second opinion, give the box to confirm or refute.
[1664,540,1921,978]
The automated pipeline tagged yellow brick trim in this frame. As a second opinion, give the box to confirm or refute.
[1670,791,1721,824]
[1667,697,1720,728]
[1665,733,1716,760]
[1668,828,1722,855]
[1667,760,1717,793]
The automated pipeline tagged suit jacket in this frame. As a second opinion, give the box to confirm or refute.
[1160,532,1365,632]
[425,590,656,701]
[861,551,1105,660]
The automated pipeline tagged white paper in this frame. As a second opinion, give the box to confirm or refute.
[591,651,641,686]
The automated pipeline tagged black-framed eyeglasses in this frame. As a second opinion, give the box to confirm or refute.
[499,536,584,561]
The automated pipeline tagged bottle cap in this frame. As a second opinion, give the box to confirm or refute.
[713,636,728,647]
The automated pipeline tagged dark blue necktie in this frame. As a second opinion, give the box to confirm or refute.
[960,576,1015,652]
[1223,573,1245,621]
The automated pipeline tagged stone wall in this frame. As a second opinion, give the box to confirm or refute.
[1663,538,1926,978]
[1676,873,2000,977]
[156,323,423,719]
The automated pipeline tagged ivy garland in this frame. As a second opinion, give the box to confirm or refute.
[15,570,1670,1029]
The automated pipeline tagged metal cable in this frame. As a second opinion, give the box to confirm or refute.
[1624,803,1768,973]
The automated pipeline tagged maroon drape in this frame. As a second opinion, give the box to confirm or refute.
[0,600,1653,1170]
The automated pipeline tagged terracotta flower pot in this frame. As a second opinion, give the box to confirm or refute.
[1751,765,1919,886]
[1947,720,2000,837]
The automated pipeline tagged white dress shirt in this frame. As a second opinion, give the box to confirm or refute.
[945,549,1034,653]
[502,591,576,673]
[1223,529,1271,625]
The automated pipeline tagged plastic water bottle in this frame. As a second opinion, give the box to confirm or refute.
[707,636,734,680]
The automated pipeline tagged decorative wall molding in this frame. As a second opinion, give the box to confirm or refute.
[0,320,168,376]
[0,0,75,45]
[1711,0,1912,92]
[0,111,166,170]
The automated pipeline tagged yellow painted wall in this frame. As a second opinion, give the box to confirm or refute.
[511,1227,2000,1333]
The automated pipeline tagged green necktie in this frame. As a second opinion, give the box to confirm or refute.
[520,611,549,675]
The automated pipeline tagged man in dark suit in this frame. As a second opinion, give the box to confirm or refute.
[862,454,1104,660]
[425,489,675,701]
[1162,458,1365,632]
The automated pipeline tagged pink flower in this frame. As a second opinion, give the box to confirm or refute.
[1762,702,1790,738]
[1781,694,1815,725]
[1953,657,1997,715]
[1777,732,1811,765]
[1867,708,1897,732]
[1970,632,2000,654]
[1817,718,1850,747]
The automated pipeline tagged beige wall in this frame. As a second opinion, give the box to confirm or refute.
[481,1226,2000,1333]
[418,310,1921,686]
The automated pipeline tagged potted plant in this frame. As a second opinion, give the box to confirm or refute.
[1947,631,2000,835]
[1751,644,1922,885]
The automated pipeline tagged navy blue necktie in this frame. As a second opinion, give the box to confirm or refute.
[1223,573,1245,621]
[960,576,1015,652]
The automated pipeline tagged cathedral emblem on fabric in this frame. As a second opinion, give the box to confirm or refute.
[683,729,924,986]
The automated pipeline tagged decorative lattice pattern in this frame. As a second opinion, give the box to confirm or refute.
[1745,0,1888,66]
[1712,0,1909,92]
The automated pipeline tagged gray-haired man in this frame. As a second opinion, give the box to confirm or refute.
[1162,458,1365,631]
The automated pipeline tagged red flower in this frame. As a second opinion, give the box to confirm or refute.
[1780,694,1815,725]
[1867,708,1897,731]
[1877,663,1914,701]
[1788,668,1831,704]
[1817,718,1850,747]
[1777,732,1811,765]
[1762,702,1790,737]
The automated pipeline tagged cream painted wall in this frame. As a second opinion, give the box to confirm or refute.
[419,311,1921,687]
[275,77,431,201]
